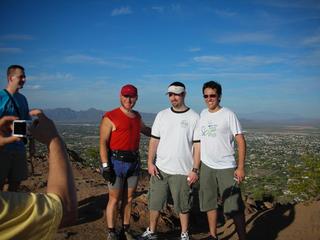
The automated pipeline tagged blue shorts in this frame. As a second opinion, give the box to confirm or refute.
[108,157,140,189]
[111,157,140,178]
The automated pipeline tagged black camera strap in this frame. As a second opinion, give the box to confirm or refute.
[2,89,28,144]
[3,89,22,118]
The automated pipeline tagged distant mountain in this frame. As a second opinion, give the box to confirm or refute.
[238,111,320,127]
[43,108,156,123]
[43,108,320,127]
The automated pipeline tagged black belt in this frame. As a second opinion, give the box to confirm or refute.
[110,150,140,162]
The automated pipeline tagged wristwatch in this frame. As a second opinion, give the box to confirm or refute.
[192,168,199,174]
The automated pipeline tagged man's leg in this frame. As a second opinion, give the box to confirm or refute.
[106,185,122,229]
[207,209,218,238]
[121,187,135,224]
[199,163,219,238]
[149,210,160,232]
[179,212,189,233]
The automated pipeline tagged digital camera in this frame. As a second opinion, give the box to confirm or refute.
[12,120,32,137]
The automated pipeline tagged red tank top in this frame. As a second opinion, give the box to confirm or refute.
[104,108,141,151]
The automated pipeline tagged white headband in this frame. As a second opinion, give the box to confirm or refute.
[167,85,185,94]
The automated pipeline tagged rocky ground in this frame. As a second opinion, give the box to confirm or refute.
[20,154,320,240]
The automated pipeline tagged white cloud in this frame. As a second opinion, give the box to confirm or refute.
[0,47,22,53]
[193,54,286,67]
[216,32,274,44]
[303,34,320,46]
[214,9,236,17]
[25,85,41,90]
[28,72,74,82]
[151,6,164,13]
[0,34,33,40]
[255,0,320,9]
[111,6,132,16]
[64,54,129,68]
[193,55,225,64]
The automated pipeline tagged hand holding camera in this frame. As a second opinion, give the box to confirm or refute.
[101,165,116,184]
[0,116,20,147]
[28,109,60,146]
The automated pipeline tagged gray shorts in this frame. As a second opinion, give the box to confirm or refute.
[108,175,139,190]
[148,170,192,214]
[199,163,244,216]
[0,149,28,185]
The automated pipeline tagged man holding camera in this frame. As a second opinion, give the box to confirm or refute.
[0,110,77,239]
[0,65,31,191]
[99,84,151,240]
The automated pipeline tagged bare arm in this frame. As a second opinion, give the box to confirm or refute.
[187,142,200,185]
[140,119,151,137]
[234,134,246,183]
[29,110,77,227]
[99,117,113,165]
[147,137,160,176]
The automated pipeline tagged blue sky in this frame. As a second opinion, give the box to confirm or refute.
[1,0,319,119]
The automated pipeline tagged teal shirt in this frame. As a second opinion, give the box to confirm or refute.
[0,89,30,150]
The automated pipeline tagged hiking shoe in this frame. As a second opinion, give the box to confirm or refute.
[180,232,189,240]
[138,227,157,240]
[107,231,118,240]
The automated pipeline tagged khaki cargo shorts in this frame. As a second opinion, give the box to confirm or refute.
[199,163,244,216]
[148,169,192,214]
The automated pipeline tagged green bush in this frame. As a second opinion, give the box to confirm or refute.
[288,154,320,201]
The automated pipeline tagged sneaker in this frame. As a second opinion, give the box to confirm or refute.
[180,232,189,240]
[107,231,118,240]
[138,227,157,240]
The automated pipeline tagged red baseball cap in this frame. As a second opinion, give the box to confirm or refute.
[120,84,138,97]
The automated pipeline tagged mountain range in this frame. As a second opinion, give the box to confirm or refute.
[43,108,320,127]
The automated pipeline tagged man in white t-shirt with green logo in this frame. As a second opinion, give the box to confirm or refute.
[139,82,200,240]
[199,81,246,240]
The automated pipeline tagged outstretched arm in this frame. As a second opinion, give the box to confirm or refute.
[29,109,77,227]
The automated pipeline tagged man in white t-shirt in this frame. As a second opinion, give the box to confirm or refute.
[139,82,200,240]
[199,81,246,240]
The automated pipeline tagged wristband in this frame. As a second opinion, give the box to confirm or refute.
[102,162,108,168]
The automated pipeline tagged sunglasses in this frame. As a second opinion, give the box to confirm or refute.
[203,94,218,99]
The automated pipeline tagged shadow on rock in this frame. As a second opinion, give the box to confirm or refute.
[247,203,295,240]
[76,193,108,225]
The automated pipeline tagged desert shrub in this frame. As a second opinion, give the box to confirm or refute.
[288,154,320,201]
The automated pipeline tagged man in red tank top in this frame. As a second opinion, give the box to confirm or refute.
[100,84,151,240]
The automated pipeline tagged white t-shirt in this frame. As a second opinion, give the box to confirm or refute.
[199,107,243,169]
[152,107,200,175]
